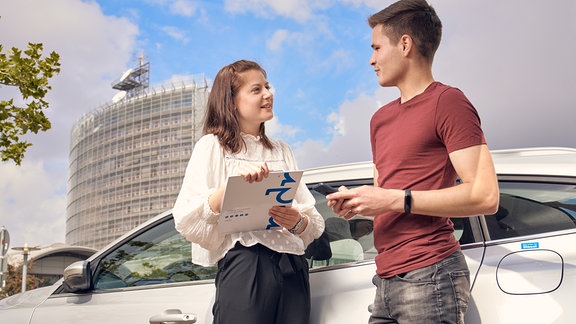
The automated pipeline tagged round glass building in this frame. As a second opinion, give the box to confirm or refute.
[67,66,208,250]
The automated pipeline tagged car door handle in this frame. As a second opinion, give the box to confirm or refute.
[149,309,197,324]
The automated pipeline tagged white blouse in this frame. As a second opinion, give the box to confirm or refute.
[173,133,325,267]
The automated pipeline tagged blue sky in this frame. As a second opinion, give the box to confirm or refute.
[1,0,575,249]
[94,0,377,147]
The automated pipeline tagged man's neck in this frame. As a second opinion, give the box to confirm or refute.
[397,61,435,104]
[398,78,435,104]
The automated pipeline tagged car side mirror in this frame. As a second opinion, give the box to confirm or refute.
[63,260,91,292]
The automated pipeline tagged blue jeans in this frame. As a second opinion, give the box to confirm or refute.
[369,250,470,324]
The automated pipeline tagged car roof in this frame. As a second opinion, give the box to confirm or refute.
[491,147,576,177]
[302,161,374,184]
[302,147,576,183]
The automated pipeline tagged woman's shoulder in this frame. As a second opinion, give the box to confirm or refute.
[194,134,223,153]
[270,138,298,166]
[196,134,218,145]
[269,137,292,151]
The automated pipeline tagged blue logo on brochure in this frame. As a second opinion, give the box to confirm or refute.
[265,172,297,204]
[521,242,539,250]
[263,172,296,229]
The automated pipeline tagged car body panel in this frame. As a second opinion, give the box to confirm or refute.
[30,283,215,324]
[466,232,576,324]
[309,262,376,323]
[0,285,57,323]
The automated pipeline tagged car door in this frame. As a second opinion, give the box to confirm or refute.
[306,180,483,323]
[466,176,576,324]
[29,216,217,324]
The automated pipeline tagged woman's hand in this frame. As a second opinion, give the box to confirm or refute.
[237,162,270,183]
[269,206,305,233]
[209,162,269,213]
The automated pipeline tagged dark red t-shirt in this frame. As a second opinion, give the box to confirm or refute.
[370,82,485,278]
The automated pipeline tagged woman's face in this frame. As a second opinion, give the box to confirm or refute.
[234,69,274,135]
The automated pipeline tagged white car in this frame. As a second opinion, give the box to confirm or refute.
[1,147,576,323]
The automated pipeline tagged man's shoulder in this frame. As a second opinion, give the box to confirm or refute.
[430,82,464,96]
[429,81,457,93]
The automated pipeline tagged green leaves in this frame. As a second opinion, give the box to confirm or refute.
[0,43,60,165]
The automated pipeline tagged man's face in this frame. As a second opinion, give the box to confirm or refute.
[369,24,405,87]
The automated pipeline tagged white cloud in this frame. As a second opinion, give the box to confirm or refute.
[267,117,301,140]
[267,30,290,51]
[0,161,67,248]
[266,29,311,52]
[0,0,139,248]
[159,74,209,87]
[315,48,356,75]
[337,0,383,9]
[169,0,197,17]
[294,91,388,169]
[161,25,190,44]
[326,111,346,136]
[224,0,328,22]
[432,0,576,150]
[146,0,198,16]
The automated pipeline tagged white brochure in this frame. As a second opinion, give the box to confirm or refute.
[218,170,303,234]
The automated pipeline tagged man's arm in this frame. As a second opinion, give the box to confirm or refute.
[410,144,499,217]
[327,144,499,218]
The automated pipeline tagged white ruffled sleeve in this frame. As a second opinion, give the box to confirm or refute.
[279,141,325,247]
[172,135,227,250]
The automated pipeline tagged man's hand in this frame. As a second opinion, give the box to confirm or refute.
[327,185,403,219]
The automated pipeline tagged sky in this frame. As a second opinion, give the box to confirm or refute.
[1,0,575,250]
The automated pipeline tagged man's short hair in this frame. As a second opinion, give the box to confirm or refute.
[368,0,442,62]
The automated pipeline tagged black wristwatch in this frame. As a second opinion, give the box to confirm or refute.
[404,189,412,214]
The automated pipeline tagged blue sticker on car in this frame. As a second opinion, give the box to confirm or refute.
[521,242,539,249]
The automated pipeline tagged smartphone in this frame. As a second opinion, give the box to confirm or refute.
[311,183,338,196]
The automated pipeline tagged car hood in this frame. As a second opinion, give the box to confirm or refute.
[0,284,59,310]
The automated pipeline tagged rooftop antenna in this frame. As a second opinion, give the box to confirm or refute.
[111,51,150,100]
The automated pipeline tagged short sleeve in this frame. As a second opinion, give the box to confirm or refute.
[436,88,486,154]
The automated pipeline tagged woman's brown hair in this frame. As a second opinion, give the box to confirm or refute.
[203,60,274,153]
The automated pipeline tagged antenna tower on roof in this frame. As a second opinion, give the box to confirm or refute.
[111,51,150,100]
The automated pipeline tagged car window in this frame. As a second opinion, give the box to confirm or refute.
[92,217,216,290]
[305,190,374,269]
[306,182,477,269]
[485,181,576,240]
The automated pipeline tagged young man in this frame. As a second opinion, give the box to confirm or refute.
[326,0,500,323]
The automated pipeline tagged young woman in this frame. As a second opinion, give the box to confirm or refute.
[173,60,324,324]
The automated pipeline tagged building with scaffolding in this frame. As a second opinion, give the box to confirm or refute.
[66,59,209,249]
